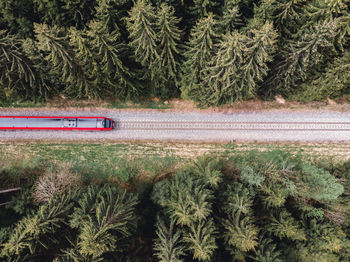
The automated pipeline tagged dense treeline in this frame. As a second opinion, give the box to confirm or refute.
[0,0,350,105]
[1,151,350,261]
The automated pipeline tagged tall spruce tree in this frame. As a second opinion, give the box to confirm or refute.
[296,50,350,101]
[0,0,35,37]
[191,21,277,106]
[126,0,159,80]
[21,38,55,100]
[306,0,350,49]
[183,219,217,261]
[220,183,259,255]
[265,210,306,241]
[155,3,182,96]
[87,20,139,98]
[0,30,49,100]
[34,23,94,98]
[0,190,78,260]
[181,13,219,99]
[75,186,138,259]
[191,30,247,106]
[33,0,96,29]
[153,217,185,262]
[263,20,337,96]
[152,167,218,261]
[190,0,218,18]
[219,0,243,32]
[253,0,308,44]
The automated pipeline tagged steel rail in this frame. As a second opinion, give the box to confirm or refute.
[116,120,350,131]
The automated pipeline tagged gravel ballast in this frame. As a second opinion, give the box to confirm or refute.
[1,109,350,142]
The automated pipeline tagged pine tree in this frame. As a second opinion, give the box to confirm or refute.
[263,20,337,95]
[265,0,308,38]
[182,219,217,261]
[306,0,350,50]
[260,180,287,208]
[189,0,218,18]
[155,3,182,96]
[289,219,349,262]
[95,0,131,35]
[126,0,159,79]
[69,185,138,260]
[34,23,93,98]
[301,163,344,202]
[33,0,96,29]
[265,210,306,241]
[0,0,35,37]
[248,237,283,262]
[151,164,217,261]
[220,183,259,253]
[190,155,223,189]
[238,21,278,98]
[0,30,48,100]
[0,189,78,260]
[153,217,185,262]
[87,20,139,98]
[181,13,219,99]
[219,0,242,32]
[192,30,247,106]
[193,21,277,106]
[21,38,54,100]
[296,50,350,101]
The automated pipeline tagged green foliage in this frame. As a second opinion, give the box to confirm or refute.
[266,210,306,241]
[221,183,259,253]
[0,0,35,37]
[153,217,185,262]
[74,186,138,259]
[301,163,344,202]
[126,0,159,74]
[1,150,350,261]
[34,23,93,98]
[190,0,219,18]
[183,219,217,261]
[264,20,337,95]
[249,236,283,262]
[240,165,265,187]
[294,50,350,102]
[0,0,349,104]
[1,189,78,261]
[153,172,213,226]
[181,13,219,99]
[33,0,96,29]
[219,0,243,32]
[190,155,223,189]
[151,156,220,261]
[155,3,182,96]
[192,21,277,106]
[0,30,47,100]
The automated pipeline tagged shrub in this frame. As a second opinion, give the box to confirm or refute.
[32,162,82,203]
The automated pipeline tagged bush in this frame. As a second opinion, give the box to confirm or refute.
[32,162,82,203]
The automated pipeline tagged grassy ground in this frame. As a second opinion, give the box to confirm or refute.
[1,141,349,166]
[1,141,349,189]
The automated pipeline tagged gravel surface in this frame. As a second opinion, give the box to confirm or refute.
[1,109,350,142]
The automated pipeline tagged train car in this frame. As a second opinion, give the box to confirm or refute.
[0,116,113,131]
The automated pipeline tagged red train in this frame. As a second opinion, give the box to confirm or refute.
[0,116,113,131]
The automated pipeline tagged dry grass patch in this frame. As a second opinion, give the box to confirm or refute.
[33,162,82,203]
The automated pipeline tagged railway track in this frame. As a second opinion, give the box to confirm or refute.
[116,120,350,131]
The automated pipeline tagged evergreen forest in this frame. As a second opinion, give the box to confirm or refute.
[1,0,350,106]
[1,150,350,261]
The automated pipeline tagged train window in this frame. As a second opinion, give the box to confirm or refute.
[105,119,111,128]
